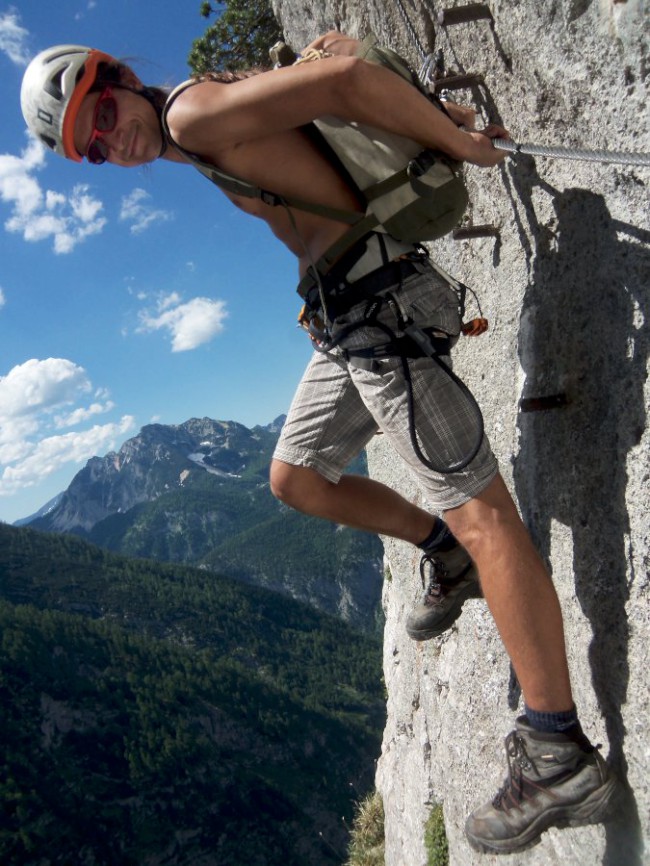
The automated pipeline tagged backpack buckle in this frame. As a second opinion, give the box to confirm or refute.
[409,150,437,178]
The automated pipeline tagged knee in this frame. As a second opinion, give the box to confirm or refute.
[269,460,321,511]
[269,459,293,504]
[444,475,526,559]
[450,520,491,561]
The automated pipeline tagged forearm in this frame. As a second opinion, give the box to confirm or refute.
[330,58,505,166]
[168,53,507,168]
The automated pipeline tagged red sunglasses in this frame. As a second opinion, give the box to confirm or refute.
[85,87,117,165]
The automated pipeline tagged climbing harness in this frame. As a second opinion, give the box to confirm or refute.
[297,233,486,474]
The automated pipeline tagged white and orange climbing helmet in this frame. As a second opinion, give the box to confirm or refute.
[20,44,116,162]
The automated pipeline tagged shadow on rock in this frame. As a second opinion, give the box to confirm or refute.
[508,170,648,864]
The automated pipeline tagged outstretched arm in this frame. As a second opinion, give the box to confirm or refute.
[305,31,482,130]
[166,50,507,167]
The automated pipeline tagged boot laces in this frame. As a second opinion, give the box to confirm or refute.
[419,552,449,601]
[492,732,538,809]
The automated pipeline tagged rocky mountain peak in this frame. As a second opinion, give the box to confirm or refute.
[29,417,281,534]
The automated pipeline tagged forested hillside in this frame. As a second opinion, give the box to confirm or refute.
[0,523,384,865]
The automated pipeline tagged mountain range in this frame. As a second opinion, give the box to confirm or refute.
[25,417,384,632]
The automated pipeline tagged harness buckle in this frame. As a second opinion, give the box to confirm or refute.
[260,190,282,207]
[297,304,331,347]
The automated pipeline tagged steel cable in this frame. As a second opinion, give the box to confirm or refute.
[492,137,650,167]
[394,0,429,61]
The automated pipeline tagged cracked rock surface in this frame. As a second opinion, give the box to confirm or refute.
[273,2,649,863]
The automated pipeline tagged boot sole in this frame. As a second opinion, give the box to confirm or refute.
[406,578,482,641]
[465,774,621,854]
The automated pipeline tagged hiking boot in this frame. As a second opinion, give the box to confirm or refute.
[465,716,620,854]
[405,544,482,641]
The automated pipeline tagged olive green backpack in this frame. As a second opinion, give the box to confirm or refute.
[307,34,468,246]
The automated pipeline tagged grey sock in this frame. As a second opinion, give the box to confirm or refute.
[524,704,579,734]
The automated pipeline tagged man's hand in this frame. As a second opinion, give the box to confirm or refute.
[442,101,477,130]
[464,123,510,167]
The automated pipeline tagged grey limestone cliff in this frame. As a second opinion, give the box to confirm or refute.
[273,1,648,864]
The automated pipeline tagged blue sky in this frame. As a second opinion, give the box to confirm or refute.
[0,1,314,523]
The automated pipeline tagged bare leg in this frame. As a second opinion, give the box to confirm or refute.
[269,459,434,543]
[442,474,573,712]
[270,459,573,712]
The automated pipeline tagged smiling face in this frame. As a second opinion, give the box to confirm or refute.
[73,84,164,167]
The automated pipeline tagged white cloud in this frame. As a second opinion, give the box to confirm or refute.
[0,358,91,420]
[0,358,135,497]
[0,287,5,308]
[0,138,44,214]
[138,296,228,352]
[0,416,39,465]
[0,9,30,66]
[0,139,107,253]
[70,186,104,223]
[45,190,67,210]
[157,292,181,311]
[54,400,116,429]
[120,188,172,234]
[0,416,135,496]
[74,0,98,21]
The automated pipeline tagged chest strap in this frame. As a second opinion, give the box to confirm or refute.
[162,79,369,226]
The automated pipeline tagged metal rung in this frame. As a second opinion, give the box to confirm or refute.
[431,73,485,92]
[519,394,569,413]
[438,4,493,26]
[452,225,500,240]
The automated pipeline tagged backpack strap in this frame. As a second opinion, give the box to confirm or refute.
[356,33,425,92]
[161,80,365,226]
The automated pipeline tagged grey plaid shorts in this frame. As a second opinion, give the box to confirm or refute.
[273,263,498,511]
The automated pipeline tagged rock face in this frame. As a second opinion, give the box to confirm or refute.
[273,2,648,864]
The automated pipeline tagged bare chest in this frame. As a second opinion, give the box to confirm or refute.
[209,128,363,266]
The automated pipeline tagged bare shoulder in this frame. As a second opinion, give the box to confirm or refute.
[165,81,227,149]
[167,57,360,154]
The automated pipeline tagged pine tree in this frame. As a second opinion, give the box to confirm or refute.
[188,0,283,74]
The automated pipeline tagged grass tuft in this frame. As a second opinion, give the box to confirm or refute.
[345,790,385,866]
[424,803,449,866]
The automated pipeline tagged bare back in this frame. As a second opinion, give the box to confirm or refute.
[211,125,364,275]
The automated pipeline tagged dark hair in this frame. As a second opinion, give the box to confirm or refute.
[192,68,268,84]
[90,61,170,111]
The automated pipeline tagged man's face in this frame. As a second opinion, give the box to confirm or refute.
[74,85,161,167]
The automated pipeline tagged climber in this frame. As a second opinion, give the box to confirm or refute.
[20,31,619,854]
